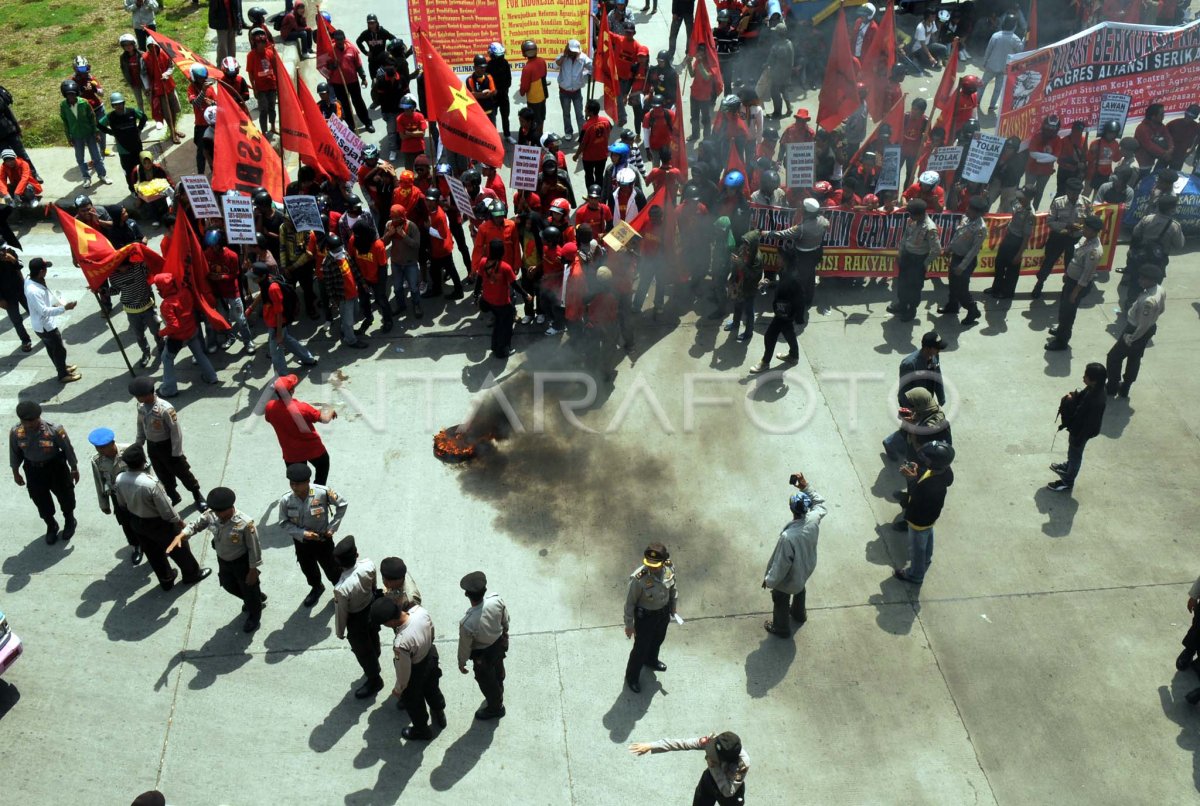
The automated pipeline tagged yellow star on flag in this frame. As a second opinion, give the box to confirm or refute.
[177,46,199,64]
[73,219,98,256]
[241,119,263,142]
[446,84,475,121]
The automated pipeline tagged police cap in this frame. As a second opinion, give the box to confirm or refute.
[460,570,487,595]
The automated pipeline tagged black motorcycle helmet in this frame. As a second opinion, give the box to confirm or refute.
[917,441,955,472]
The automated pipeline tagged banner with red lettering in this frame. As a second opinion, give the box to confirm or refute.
[409,0,591,72]
[750,204,1122,277]
[998,19,1200,140]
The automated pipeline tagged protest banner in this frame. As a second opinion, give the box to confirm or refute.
[283,196,325,233]
[180,175,221,219]
[962,135,1006,184]
[1097,93,1132,133]
[446,175,476,218]
[510,144,542,192]
[751,203,1121,276]
[222,194,257,245]
[926,146,963,173]
[410,0,591,72]
[326,115,366,175]
[876,146,902,193]
[999,19,1200,140]
[1124,172,1200,236]
[785,142,815,189]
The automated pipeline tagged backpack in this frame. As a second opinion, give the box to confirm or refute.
[269,278,299,324]
[269,11,285,31]
[1127,215,1174,269]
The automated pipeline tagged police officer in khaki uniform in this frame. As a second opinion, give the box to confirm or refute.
[624,542,677,693]
[458,571,509,720]
[278,462,348,607]
[87,426,141,564]
[172,487,266,632]
[371,596,447,741]
[332,535,383,698]
[129,377,207,511]
[381,557,421,608]
[10,400,79,544]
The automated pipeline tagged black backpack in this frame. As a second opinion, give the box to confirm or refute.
[269,278,299,325]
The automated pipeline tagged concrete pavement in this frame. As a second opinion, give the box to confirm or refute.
[1,2,1200,805]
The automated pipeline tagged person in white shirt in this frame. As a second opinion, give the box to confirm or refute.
[23,257,80,382]
[1106,263,1166,398]
[553,39,592,138]
[979,15,1025,115]
[909,9,948,70]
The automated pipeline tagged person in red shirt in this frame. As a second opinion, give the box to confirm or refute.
[546,198,577,244]
[1054,121,1089,198]
[186,66,218,173]
[264,374,336,484]
[1135,103,1174,174]
[348,220,391,332]
[629,44,652,139]
[1166,104,1200,171]
[947,75,981,142]
[563,243,587,326]
[539,229,566,334]
[152,273,218,396]
[614,26,643,128]
[321,30,373,132]
[144,42,183,140]
[900,98,929,187]
[1086,120,1122,191]
[472,204,522,276]
[473,238,529,359]
[902,171,945,212]
[575,185,613,235]
[642,95,676,166]
[574,99,614,189]
[688,43,719,142]
[542,133,569,171]
[202,233,254,353]
[248,262,318,375]
[1024,115,1061,208]
[248,31,279,136]
[777,107,814,162]
[646,153,683,201]
[424,188,463,299]
[395,95,427,169]
[518,40,549,140]
[481,162,508,201]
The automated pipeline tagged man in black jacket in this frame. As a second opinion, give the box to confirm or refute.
[1047,362,1107,492]
[893,440,954,585]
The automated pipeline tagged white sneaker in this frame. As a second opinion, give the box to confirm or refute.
[99,176,113,185]
[508,134,518,144]
[154,121,165,131]
[520,316,533,325]
[535,314,546,324]
[960,48,973,60]
[544,326,561,336]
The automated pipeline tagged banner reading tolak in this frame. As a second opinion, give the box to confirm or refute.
[998,19,1200,140]
[410,0,591,72]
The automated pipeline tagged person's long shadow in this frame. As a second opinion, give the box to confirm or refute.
[99,576,181,643]
[310,688,372,753]
[152,614,253,691]
[77,549,154,620]
[870,577,920,636]
[1157,674,1200,794]
[744,632,798,699]
[876,316,917,356]
[428,719,499,792]
[865,522,905,568]
[2,531,75,593]
[709,329,751,371]
[601,681,660,743]
[1101,398,1135,439]
[262,599,334,664]
[980,297,1011,336]
[1033,486,1079,538]
[344,699,428,804]
[870,456,902,501]
[1042,346,1073,378]
[0,677,20,720]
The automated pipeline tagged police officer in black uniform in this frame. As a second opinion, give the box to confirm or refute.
[10,400,78,544]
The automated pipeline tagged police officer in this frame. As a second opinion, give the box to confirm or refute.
[10,400,78,544]
[624,542,677,693]
[332,535,383,698]
[458,571,509,720]
[371,596,447,741]
[279,462,348,607]
[381,556,421,608]
[129,376,207,511]
[114,445,211,591]
[87,426,141,564]
[172,487,265,632]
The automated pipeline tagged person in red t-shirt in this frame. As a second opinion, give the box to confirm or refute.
[472,205,523,276]
[473,238,528,359]
[1166,105,1200,171]
[575,185,614,236]
[687,44,718,142]
[395,95,428,169]
[574,99,614,189]
[424,188,463,298]
[248,262,318,375]
[481,162,508,201]
[614,28,643,128]
[152,273,218,396]
[264,374,336,484]
[186,68,218,173]
[642,95,676,166]
[203,234,255,352]
[1024,115,1062,208]
[646,154,683,202]
[348,221,391,332]
[248,31,279,136]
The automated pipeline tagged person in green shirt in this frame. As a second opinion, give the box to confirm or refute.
[60,79,109,185]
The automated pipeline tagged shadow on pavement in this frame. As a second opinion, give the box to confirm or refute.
[0,679,20,721]
[744,631,797,698]
[3,535,74,593]
[154,614,253,691]
[428,718,499,792]
[602,681,658,743]
[870,577,920,636]
[1033,486,1079,538]
[310,688,371,753]
[345,700,427,804]
[263,598,334,664]
[1158,673,1200,794]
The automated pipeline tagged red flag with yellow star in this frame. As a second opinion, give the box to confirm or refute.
[55,207,163,292]
[415,30,505,168]
[211,86,287,201]
[145,29,225,81]
[273,49,352,182]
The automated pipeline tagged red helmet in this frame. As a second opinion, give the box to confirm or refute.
[862,193,880,206]
[813,181,832,195]
[549,198,571,215]
[960,75,982,91]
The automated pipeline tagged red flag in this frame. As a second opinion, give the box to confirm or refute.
[848,93,905,169]
[724,140,749,197]
[55,207,161,292]
[273,50,352,182]
[162,214,230,331]
[817,10,861,132]
[930,40,961,140]
[211,86,287,201]
[145,29,225,81]
[864,0,896,120]
[688,0,724,93]
[628,185,668,233]
[594,14,621,120]
[673,85,689,179]
[315,13,338,79]
[1028,0,1039,49]
[416,31,506,167]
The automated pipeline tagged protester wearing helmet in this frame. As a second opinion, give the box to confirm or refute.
[395,94,428,169]
[518,40,549,141]
[185,64,218,173]
[1085,120,1122,190]
[323,28,375,133]
[642,93,677,166]
[903,170,945,213]
[482,43,513,139]
[60,80,110,185]
[466,55,499,126]
[893,439,955,585]
[355,13,395,79]
[246,6,274,46]
[97,91,149,189]
[220,57,253,113]
[1023,115,1062,208]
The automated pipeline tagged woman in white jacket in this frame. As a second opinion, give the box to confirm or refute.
[762,472,827,637]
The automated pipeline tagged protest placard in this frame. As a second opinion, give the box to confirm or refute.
[926,146,964,173]
[446,176,476,218]
[283,195,325,233]
[223,194,257,245]
[1097,93,1132,134]
[875,146,902,192]
[785,142,815,189]
[962,135,1006,184]
[510,145,542,192]
[326,115,365,175]
[180,175,221,219]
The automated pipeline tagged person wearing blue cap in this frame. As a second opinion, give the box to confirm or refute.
[88,426,141,564]
[762,472,827,637]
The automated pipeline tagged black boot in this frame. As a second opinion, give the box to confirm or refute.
[43,518,60,545]
[61,513,77,542]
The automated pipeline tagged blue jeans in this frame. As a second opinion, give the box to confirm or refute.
[883,429,907,459]
[220,296,254,344]
[559,90,584,135]
[1063,440,1085,485]
[267,325,314,376]
[161,333,216,395]
[391,260,421,312]
[337,299,358,344]
[72,138,106,179]
[905,525,934,583]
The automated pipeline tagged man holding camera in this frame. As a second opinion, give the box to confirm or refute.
[893,441,955,586]
[1047,362,1107,492]
[762,473,827,637]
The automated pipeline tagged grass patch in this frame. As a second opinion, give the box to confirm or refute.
[0,2,210,147]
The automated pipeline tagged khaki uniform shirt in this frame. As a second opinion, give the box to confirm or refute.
[90,444,130,511]
[899,216,942,265]
[278,484,348,540]
[646,734,750,797]
[947,215,985,269]
[1005,206,1036,240]
[181,509,262,566]
[10,420,77,471]
[1065,235,1103,287]
[775,215,830,251]
[135,398,184,455]
[393,605,435,695]
[334,557,377,639]
[1046,193,1092,235]
[458,593,509,667]
[114,469,179,522]
[1125,283,1166,342]
[624,563,677,629]
[383,574,422,609]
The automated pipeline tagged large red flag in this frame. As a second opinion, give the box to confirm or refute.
[817,10,861,132]
[145,29,225,81]
[864,0,896,121]
[1028,0,1039,49]
[688,0,724,93]
[55,207,161,292]
[273,50,352,182]
[593,14,621,121]
[848,93,905,169]
[162,214,229,331]
[416,31,506,167]
[930,40,961,141]
[724,140,749,197]
[314,13,338,79]
[628,185,668,233]
[211,86,287,201]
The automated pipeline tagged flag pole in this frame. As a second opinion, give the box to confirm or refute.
[96,292,138,377]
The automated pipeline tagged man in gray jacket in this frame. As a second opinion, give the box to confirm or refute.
[762,473,827,637]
